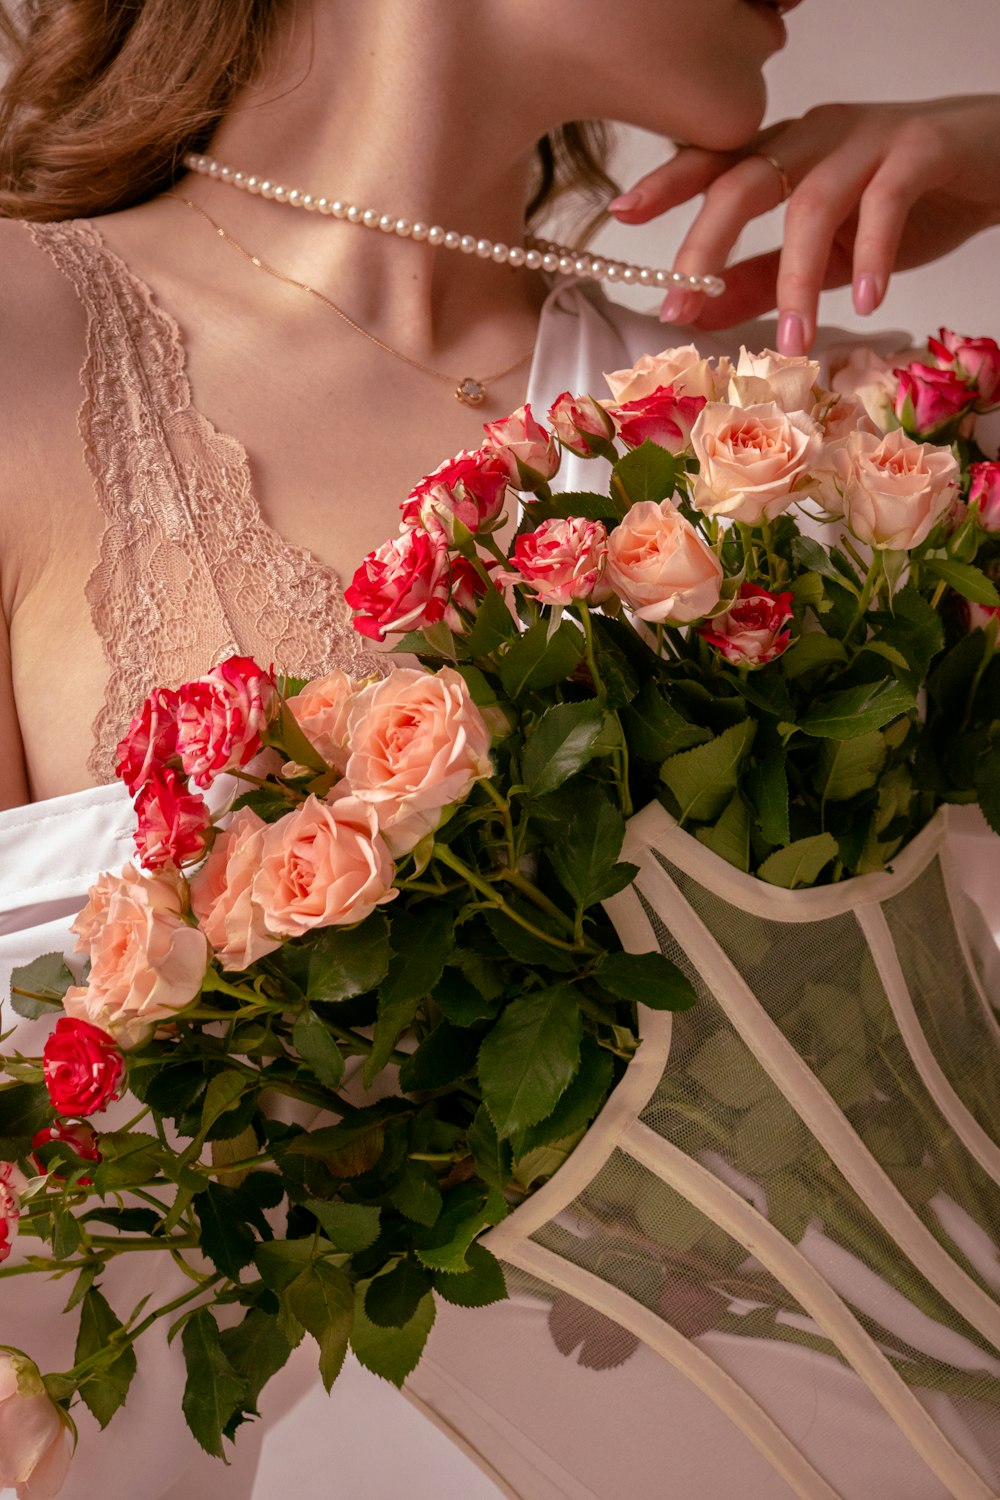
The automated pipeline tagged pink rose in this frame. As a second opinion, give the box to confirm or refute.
[604,499,724,624]
[133,769,212,872]
[286,669,361,774]
[730,347,820,414]
[189,806,280,971]
[483,405,559,492]
[400,447,509,538]
[894,362,975,437]
[0,1350,74,1500]
[547,392,616,457]
[607,386,707,454]
[65,864,209,1048]
[115,687,179,794]
[958,598,1000,633]
[830,427,959,551]
[504,516,611,607]
[346,527,453,642]
[690,402,821,524]
[605,344,717,403]
[43,1018,124,1117]
[929,328,1000,406]
[175,656,278,789]
[969,462,1000,533]
[698,583,795,667]
[0,1161,27,1266]
[253,792,397,937]
[346,667,493,856]
[32,1120,101,1183]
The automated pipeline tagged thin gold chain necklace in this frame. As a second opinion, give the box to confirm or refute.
[166,194,533,407]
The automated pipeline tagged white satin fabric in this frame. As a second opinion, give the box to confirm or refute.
[1,283,996,1500]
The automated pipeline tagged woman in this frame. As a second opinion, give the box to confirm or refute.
[0,3,998,1497]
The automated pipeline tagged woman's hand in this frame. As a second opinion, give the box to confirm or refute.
[608,95,1000,354]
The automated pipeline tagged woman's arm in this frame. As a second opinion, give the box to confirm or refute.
[610,95,1000,354]
[0,599,30,810]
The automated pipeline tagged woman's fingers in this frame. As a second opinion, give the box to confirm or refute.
[849,126,949,316]
[608,147,735,223]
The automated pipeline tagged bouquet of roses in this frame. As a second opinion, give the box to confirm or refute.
[1,323,998,1496]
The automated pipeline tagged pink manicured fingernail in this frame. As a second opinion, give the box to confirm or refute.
[777,310,806,356]
[608,190,642,215]
[659,289,698,324]
[853,273,881,316]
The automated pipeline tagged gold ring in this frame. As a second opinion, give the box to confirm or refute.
[758,152,792,203]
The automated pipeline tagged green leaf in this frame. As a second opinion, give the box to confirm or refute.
[91,1131,165,1192]
[413,1184,507,1272]
[365,1258,433,1329]
[514,1034,614,1153]
[307,914,391,1003]
[308,1200,382,1252]
[499,618,584,697]
[433,1243,508,1309]
[397,1021,481,1093]
[389,1161,444,1226]
[695,792,751,872]
[292,1013,345,1091]
[284,1259,354,1391]
[435,968,499,1026]
[350,1285,435,1387]
[483,907,577,972]
[923,558,1000,606]
[975,746,1000,836]
[597,952,696,1011]
[182,1308,247,1456]
[543,789,634,909]
[780,633,847,680]
[200,1071,249,1136]
[219,1309,293,1409]
[660,719,757,823]
[757,833,839,889]
[10,953,75,1018]
[367,907,455,1086]
[521,700,606,796]
[254,1238,316,1294]
[74,1288,137,1430]
[462,581,518,656]
[621,683,712,761]
[688,1032,773,1109]
[798,680,915,740]
[478,983,583,1138]
[521,491,626,526]
[0,1081,51,1154]
[746,753,790,846]
[612,441,680,505]
[196,1183,258,1281]
[286,1111,389,1177]
[466,1105,513,1193]
[817,731,887,803]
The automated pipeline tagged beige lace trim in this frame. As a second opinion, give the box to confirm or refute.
[26,218,383,785]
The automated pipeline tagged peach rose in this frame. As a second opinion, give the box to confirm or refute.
[690,401,821,524]
[730,347,821,414]
[604,344,717,403]
[189,806,281,971]
[828,345,923,432]
[65,864,209,1048]
[830,428,959,551]
[285,669,362,774]
[345,667,493,856]
[604,499,723,625]
[253,793,397,937]
[0,1351,73,1500]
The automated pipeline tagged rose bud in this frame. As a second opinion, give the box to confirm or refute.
[482,404,559,492]
[732,347,821,414]
[133,769,212,872]
[31,1121,101,1184]
[957,598,1000,633]
[65,864,209,1048]
[43,1018,125,1117]
[253,792,398,935]
[893,362,975,438]
[503,516,611,607]
[114,686,179,794]
[547,391,616,458]
[175,656,278,790]
[690,402,821,525]
[607,385,706,455]
[0,1161,27,1266]
[929,328,1000,407]
[830,427,958,551]
[604,499,724,625]
[346,667,493,857]
[697,583,795,668]
[969,462,1000,533]
[400,447,509,539]
[345,527,453,641]
[0,1350,74,1500]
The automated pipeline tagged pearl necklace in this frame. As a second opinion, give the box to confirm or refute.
[183,153,726,298]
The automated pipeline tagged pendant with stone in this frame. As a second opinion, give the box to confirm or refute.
[455,377,486,407]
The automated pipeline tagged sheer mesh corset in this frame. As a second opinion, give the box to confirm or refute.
[476,803,1000,1500]
[25,219,383,784]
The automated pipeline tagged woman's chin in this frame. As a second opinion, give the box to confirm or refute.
[683,85,768,154]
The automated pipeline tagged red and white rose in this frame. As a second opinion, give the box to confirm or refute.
[0,1161,27,1266]
[400,447,509,538]
[175,657,278,790]
[547,391,616,457]
[698,583,795,667]
[345,527,454,641]
[503,516,610,607]
[43,1018,125,1116]
[483,405,559,491]
[607,385,707,454]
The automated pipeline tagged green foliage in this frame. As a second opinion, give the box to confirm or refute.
[75,1290,137,1430]
[181,1309,247,1456]
[660,719,757,824]
[350,1285,436,1387]
[10,953,75,1019]
[478,984,583,1138]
